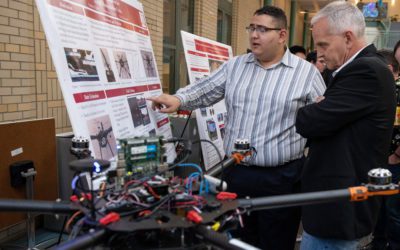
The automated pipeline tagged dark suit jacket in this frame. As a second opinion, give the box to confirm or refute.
[296,44,396,240]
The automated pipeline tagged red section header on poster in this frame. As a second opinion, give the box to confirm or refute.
[68,0,142,27]
[59,0,144,33]
[190,67,209,73]
[208,54,228,61]
[157,118,169,128]
[47,0,84,15]
[147,84,161,91]
[134,26,149,36]
[118,1,143,27]
[73,90,106,103]
[105,85,149,98]
[85,9,134,31]
[194,39,229,57]
[85,0,122,18]
[188,50,206,57]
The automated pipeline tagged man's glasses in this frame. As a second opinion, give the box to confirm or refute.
[245,25,282,34]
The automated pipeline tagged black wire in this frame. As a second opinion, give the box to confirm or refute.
[192,139,224,191]
[172,112,193,172]
[56,217,67,245]
[178,111,193,139]
[142,193,175,217]
[165,138,192,171]
[56,171,81,245]
[119,193,174,217]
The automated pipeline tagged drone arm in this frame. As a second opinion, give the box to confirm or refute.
[0,199,77,214]
[104,127,112,134]
[237,185,400,212]
[238,189,350,211]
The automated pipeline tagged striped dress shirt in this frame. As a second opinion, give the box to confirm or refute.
[176,49,326,166]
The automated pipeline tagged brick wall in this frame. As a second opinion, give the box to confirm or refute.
[33,2,69,133]
[194,0,218,40]
[0,0,37,123]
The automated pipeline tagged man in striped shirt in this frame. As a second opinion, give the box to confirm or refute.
[149,5,325,250]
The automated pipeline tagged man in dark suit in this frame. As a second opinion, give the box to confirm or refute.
[295,1,396,249]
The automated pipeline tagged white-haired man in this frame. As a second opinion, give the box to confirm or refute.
[296,1,396,249]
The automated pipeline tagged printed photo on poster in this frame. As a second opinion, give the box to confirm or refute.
[100,48,116,82]
[194,75,209,82]
[140,50,157,77]
[209,107,215,116]
[127,95,151,127]
[64,48,100,82]
[220,126,225,139]
[149,128,156,136]
[200,108,207,117]
[217,113,224,122]
[87,115,117,160]
[113,51,132,79]
[206,119,218,141]
[208,59,223,73]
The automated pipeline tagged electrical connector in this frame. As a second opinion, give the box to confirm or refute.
[186,210,203,224]
[216,192,237,200]
[99,212,120,225]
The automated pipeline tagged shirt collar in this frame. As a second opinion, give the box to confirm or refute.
[332,44,369,77]
[245,48,294,69]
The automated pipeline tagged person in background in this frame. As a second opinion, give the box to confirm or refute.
[366,49,400,250]
[289,45,307,59]
[149,5,325,250]
[306,51,333,86]
[306,51,325,73]
[395,40,400,77]
[295,1,396,249]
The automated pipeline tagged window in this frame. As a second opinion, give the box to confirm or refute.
[163,0,194,93]
[217,0,232,45]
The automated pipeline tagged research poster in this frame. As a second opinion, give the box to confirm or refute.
[181,31,233,170]
[35,0,176,162]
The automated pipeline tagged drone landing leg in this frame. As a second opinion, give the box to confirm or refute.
[21,168,38,250]
[107,141,114,157]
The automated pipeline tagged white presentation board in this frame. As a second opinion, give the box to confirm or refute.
[181,31,233,171]
[35,0,176,162]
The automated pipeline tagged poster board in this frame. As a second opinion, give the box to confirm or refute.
[35,0,176,162]
[181,31,233,170]
[0,119,57,229]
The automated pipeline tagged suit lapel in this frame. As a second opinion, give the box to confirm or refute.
[325,44,377,91]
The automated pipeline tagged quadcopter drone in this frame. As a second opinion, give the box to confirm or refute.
[90,121,115,159]
[100,49,116,82]
[114,52,131,79]
[0,137,398,250]
[141,52,156,77]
